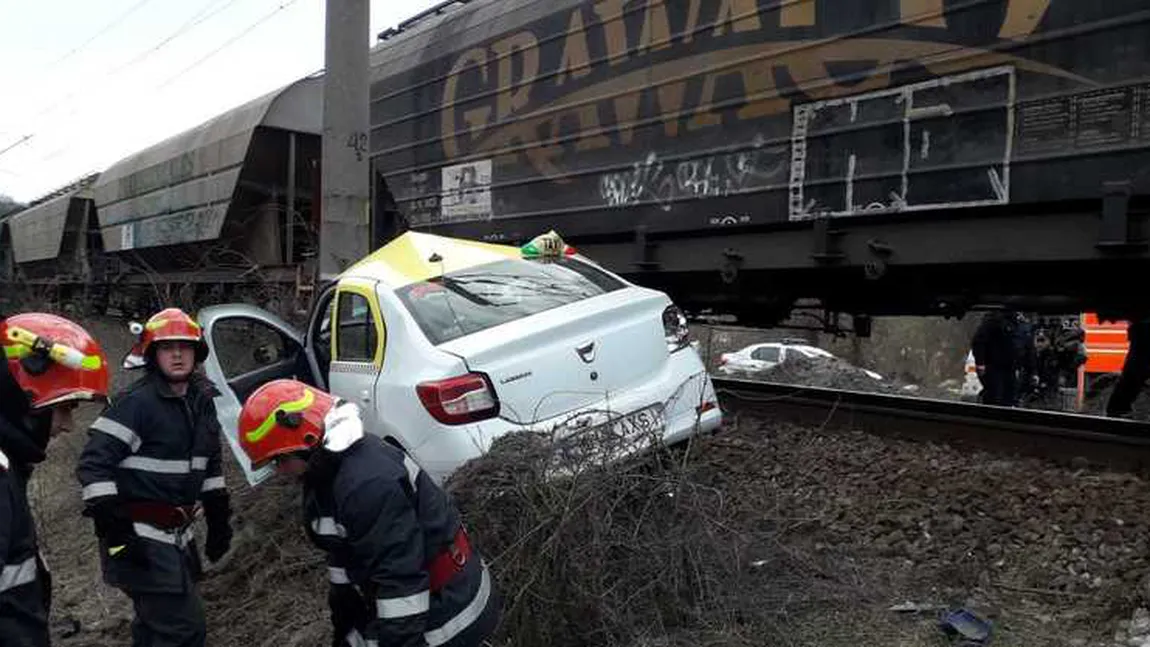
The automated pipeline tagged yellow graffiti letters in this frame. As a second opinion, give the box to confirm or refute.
[492,32,539,120]
[441,47,488,159]
[555,9,591,86]
[593,0,629,65]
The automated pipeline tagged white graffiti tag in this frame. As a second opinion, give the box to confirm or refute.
[599,137,786,211]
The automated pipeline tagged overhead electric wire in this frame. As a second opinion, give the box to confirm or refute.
[10,0,307,196]
[46,0,160,71]
[155,0,303,91]
[109,0,252,75]
[0,136,34,162]
[5,0,254,141]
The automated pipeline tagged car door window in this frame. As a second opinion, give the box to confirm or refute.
[752,346,780,362]
[309,290,336,384]
[335,292,379,363]
[212,319,290,380]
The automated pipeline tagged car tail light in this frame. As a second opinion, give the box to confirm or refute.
[416,373,500,425]
[663,305,690,352]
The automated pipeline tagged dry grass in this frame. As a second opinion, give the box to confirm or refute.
[444,428,862,647]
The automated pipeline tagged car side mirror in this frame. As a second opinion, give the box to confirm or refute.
[122,321,146,370]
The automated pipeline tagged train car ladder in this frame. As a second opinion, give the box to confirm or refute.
[788,107,811,219]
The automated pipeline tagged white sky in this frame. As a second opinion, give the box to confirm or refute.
[0,0,442,202]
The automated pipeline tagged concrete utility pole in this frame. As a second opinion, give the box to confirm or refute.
[320,0,371,281]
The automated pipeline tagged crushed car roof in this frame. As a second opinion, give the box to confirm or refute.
[340,231,522,288]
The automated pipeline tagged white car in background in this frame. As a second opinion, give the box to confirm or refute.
[717,341,884,381]
[193,231,722,486]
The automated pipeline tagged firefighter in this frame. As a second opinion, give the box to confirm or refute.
[1012,312,1039,406]
[1,313,111,646]
[236,379,499,647]
[971,310,1021,406]
[1106,317,1150,419]
[76,308,232,647]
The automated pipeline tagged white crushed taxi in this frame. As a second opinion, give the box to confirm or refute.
[185,231,722,485]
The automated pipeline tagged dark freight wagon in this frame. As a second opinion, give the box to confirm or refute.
[3,1,1150,326]
[368,0,1150,325]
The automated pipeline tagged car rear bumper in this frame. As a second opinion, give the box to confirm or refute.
[410,349,722,484]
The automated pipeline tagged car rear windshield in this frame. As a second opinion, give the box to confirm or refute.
[395,257,626,345]
[752,346,781,362]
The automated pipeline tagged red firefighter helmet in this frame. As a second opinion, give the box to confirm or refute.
[238,379,337,469]
[1,313,110,409]
[135,308,208,364]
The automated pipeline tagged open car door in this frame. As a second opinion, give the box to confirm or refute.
[197,304,321,486]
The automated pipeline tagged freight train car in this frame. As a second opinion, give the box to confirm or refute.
[0,76,326,318]
[368,0,1150,328]
[4,1,1149,330]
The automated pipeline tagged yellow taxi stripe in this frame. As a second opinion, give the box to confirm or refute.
[244,389,315,444]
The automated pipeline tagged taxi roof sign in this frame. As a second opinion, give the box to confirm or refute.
[521,230,575,259]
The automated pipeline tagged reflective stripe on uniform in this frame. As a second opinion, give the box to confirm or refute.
[376,590,429,619]
[191,457,209,470]
[0,556,37,593]
[346,629,369,647]
[425,565,493,646]
[328,566,350,584]
[403,455,420,491]
[0,447,8,470]
[119,456,191,474]
[92,417,142,452]
[311,517,346,538]
[82,481,119,500]
[133,522,192,548]
[201,476,226,492]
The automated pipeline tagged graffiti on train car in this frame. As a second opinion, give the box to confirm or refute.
[598,135,788,209]
[370,0,1150,230]
[438,0,1058,174]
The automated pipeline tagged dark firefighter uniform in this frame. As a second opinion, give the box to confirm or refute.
[0,412,50,647]
[1108,317,1150,418]
[304,435,498,647]
[0,312,113,646]
[75,371,230,646]
[972,311,1021,406]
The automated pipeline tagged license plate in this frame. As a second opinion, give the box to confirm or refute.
[609,405,666,438]
[548,404,667,476]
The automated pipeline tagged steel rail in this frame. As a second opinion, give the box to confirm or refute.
[711,378,1150,470]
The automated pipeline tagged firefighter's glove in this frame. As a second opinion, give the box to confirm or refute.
[85,498,134,545]
[329,584,370,647]
[85,498,149,569]
[106,540,150,569]
[203,494,233,563]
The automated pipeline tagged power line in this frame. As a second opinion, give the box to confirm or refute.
[10,0,307,197]
[46,0,160,71]
[156,0,304,91]
[110,0,251,75]
[0,136,34,162]
[6,0,254,140]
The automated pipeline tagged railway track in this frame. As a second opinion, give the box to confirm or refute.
[711,378,1150,471]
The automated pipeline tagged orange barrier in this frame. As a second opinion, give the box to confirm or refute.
[1082,313,1130,374]
[1076,313,1129,410]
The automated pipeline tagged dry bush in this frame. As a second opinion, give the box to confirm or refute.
[445,426,845,647]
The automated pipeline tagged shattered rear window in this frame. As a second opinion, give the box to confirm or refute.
[396,257,625,345]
